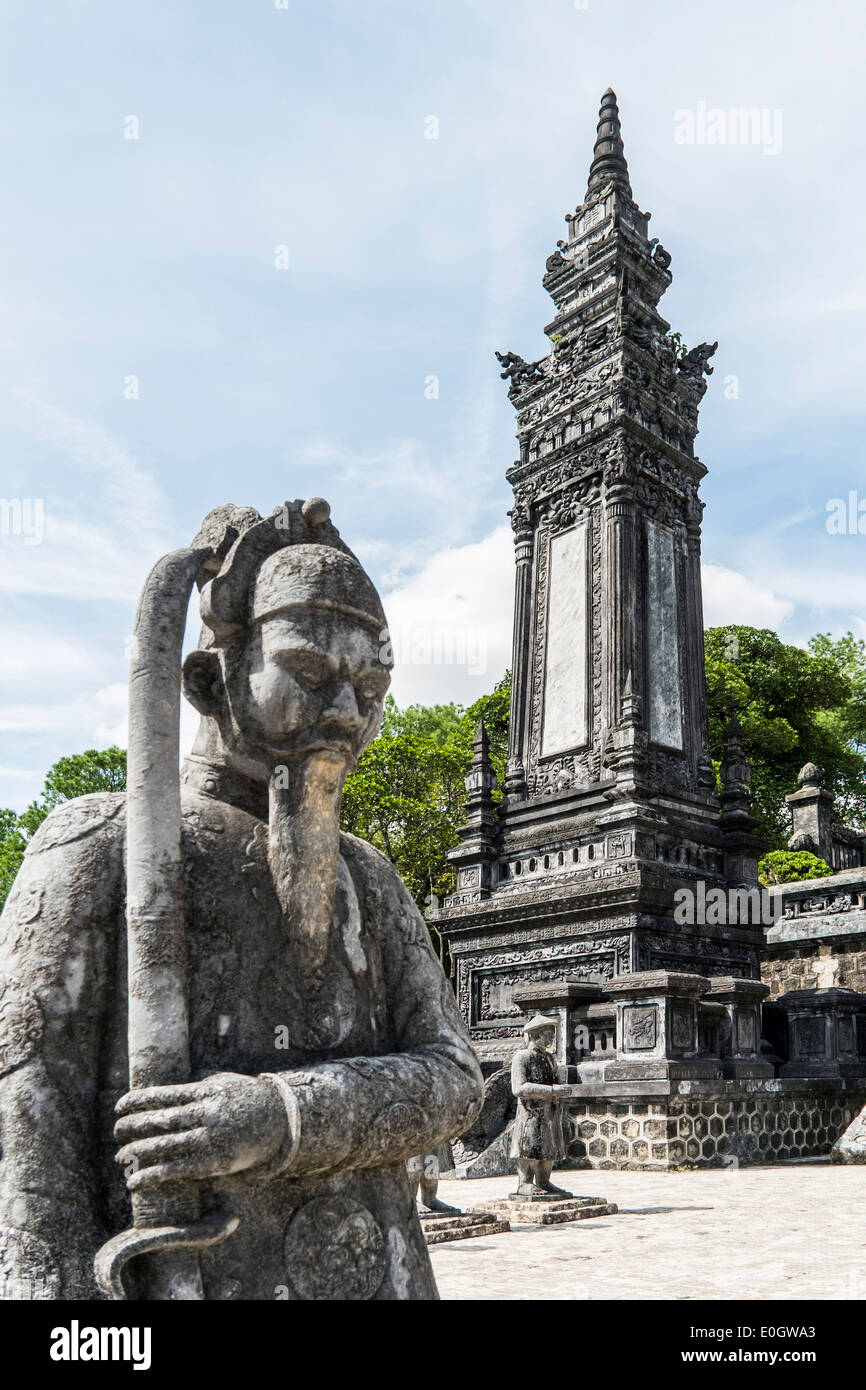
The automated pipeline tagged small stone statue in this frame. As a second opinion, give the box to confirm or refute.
[0,498,483,1301]
[407,1142,460,1215]
[510,1014,573,1197]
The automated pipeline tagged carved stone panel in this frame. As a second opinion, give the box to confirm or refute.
[606,832,631,859]
[736,1011,757,1054]
[524,486,603,794]
[792,1016,827,1060]
[670,1002,694,1051]
[622,1004,657,1050]
[838,1015,856,1058]
[646,519,683,750]
[456,936,630,1031]
[474,954,617,1026]
[541,523,589,757]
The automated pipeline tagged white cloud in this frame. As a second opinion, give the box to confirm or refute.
[0,684,127,739]
[0,390,172,603]
[0,626,99,684]
[382,541,802,709]
[383,525,514,707]
[700,563,793,629]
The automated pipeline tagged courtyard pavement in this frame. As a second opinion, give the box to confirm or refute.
[430,1162,866,1300]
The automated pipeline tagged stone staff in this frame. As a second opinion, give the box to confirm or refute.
[94,512,243,1300]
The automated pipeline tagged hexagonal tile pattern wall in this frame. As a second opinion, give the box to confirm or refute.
[565,1092,864,1169]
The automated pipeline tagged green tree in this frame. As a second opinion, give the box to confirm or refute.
[0,748,127,910]
[805,631,866,827]
[0,809,27,911]
[341,675,512,929]
[705,626,856,847]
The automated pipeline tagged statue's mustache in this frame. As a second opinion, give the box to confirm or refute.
[256,722,364,764]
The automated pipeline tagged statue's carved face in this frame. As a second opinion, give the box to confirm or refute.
[236,610,390,771]
[529,1027,556,1051]
[185,543,392,781]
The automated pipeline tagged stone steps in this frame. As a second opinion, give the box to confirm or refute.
[419,1210,511,1244]
[476,1193,618,1226]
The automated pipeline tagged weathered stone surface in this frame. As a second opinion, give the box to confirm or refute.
[451,1121,517,1179]
[0,499,483,1300]
[478,1194,617,1226]
[561,1085,864,1169]
[833,1105,866,1162]
[509,1017,573,1196]
[419,1210,510,1243]
[436,90,765,1073]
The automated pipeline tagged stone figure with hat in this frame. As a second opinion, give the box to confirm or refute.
[510,1014,573,1197]
[0,498,483,1301]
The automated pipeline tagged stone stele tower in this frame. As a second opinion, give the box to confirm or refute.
[437,90,765,1067]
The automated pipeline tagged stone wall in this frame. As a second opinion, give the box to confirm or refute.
[762,942,866,998]
[564,1087,864,1170]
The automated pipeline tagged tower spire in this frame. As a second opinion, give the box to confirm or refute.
[587,88,631,197]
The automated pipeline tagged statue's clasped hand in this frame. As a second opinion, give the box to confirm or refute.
[114,1073,289,1190]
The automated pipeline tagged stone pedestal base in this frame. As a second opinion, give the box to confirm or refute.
[418,1209,510,1243]
[477,1193,617,1226]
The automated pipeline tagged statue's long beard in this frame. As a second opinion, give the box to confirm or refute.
[267,752,345,982]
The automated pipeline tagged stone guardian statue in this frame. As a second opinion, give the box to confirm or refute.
[510,1014,573,1197]
[0,499,482,1301]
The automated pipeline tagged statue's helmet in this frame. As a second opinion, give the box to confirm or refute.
[195,497,389,650]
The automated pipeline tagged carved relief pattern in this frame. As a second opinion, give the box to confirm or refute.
[454,915,635,954]
[524,484,603,794]
[477,956,617,1023]
[793,1017,826,1059]
[623,1005,657,1050]
[670,1003,694,1050]
[456,936,631,1028]
[641,933,758,977]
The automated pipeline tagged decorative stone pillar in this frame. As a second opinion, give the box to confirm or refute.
[602,467,637,735]
[445,721,499,907]
[720,717,765,885]
[512,981,606,1073]
[683,497,715,791]
[504,510,534,800]
[786,763,834,866]
[703,976,773,1078]
[777,987,866,1079]
[603,971,722,1081]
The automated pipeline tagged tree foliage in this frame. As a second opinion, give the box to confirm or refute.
[0,748,127,910]
[340,677,511,915]
[758,849,831,886]
[3,626,866,918]
[704,626,865,847]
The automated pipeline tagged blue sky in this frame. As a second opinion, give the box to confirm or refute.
[1,0,864,808]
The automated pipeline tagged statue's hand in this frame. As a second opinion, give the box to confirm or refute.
[114,1073,289,1191]
[553,1084,571,1098]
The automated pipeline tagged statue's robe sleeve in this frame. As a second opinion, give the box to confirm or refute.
[0,795,124,1298]
[262,836,483,1178]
